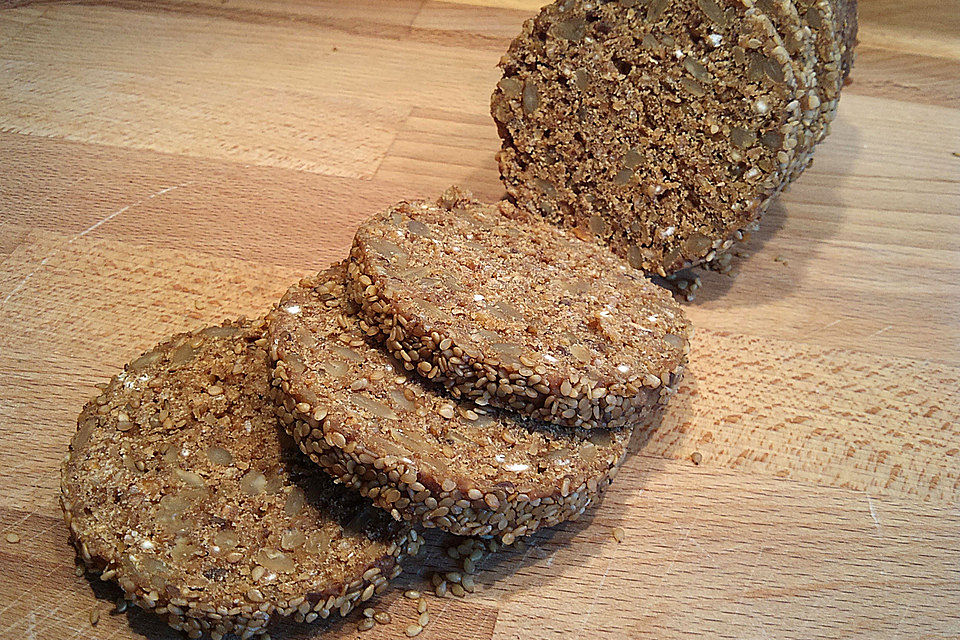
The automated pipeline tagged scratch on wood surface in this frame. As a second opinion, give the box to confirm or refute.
[24,598,70,640]
[574,555,614,640]
[37,599,100,640]
[655,526,693,591]
[867,325,894,340]
[0,563,61,622]
[867,493,882,532]
[890,595,914,638]
[1,181,193,306]
[798,318,842,341]
[23,612,36,640]
[822,319,843,331]
[731,544,768,637]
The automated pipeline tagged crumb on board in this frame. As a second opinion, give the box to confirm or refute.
[612,527,625,543]
[691,451,703,465]
[4,532,20,544]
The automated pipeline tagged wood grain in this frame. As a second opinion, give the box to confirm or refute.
[1,0,959,639]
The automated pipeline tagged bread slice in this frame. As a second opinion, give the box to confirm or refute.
[346,187,689,430]
[492,0,804,275]
[267,264,633,542]
[61,320,419,640]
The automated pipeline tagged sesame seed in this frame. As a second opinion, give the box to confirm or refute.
[375,612,391,624]
[404,590,421,600]
[691,452,703,465]
[643,373,661,388]
[417,598,427,614]
[419,612,430,626]
[612,527,625,543]
[89,609,100,626]
[5,533,20,544]
[406,624,423,637]
[358,618,375,632]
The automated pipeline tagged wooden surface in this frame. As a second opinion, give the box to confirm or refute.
[1,1,959,639]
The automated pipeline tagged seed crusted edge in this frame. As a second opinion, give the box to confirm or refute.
[271,384,629,541]
[346,191,689,430]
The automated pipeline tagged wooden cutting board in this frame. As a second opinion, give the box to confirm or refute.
[1,1,958,638]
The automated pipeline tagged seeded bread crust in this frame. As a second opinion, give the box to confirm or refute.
[60,320,420,640]
[830,0,857,80]
[267,264,633,543]
[346,187,689,430]
[755,0,820,185]
[491,0,804,275]
[788,0,843,183]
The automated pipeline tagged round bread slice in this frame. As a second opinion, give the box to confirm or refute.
[346,187,689,431]
[267,264,633,543]
[60,319,420,640]
[491,0,805,275]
